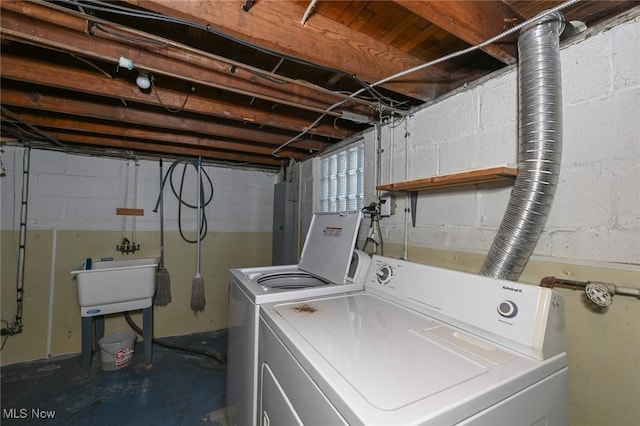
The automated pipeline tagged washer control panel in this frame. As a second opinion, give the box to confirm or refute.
[364,255,565,359]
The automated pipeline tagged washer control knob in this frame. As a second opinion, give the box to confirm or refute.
[497,300,518,318]
[376,265,393,285]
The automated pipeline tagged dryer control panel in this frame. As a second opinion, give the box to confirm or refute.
[364,255,565,361]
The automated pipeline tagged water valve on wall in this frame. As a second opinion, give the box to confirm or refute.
[540,276,640,308]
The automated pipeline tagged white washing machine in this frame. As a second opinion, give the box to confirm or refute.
[227,212,370,426]
[258,255,568,425]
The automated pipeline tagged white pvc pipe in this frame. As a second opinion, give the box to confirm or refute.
[133,160,139,243]
[122,160,129,241]
[403,117,410,260]
[614,286,640,298]
[46,228,57,358]
[389,120,395,189]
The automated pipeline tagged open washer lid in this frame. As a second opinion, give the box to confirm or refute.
[298,211,362,285]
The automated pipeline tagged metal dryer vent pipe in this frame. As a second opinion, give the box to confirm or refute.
[481,12,565,281]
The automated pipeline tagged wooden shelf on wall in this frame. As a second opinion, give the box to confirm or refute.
[376,165,518,192]
[376,165,518,227]
[116,208,145,216]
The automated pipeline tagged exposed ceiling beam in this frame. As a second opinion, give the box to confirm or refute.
[1,54,350,140]
[1,1,376,118]
[1,88,331,152]
[393,0,521,64]
[124,0,452,101]
[15,113,308,160]
[45,130,283,166]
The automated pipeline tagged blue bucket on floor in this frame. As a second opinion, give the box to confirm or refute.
[98,331,136,371]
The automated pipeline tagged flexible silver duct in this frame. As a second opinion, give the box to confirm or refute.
[481,12,565,281]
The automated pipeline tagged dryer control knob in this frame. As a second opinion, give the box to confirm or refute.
[497,300,518,318]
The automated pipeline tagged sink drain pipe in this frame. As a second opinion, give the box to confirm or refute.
[480,13,565,281]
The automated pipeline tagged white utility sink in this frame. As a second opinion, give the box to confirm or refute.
[71,257,159,317]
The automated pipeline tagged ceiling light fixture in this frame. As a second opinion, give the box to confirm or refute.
[136,71,152,90]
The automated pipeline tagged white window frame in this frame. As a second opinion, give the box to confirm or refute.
[318,142,365,213]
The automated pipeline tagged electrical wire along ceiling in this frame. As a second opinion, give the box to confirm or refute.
[1,0,637,168]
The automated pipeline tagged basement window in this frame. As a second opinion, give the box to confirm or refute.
[319,142,364,213]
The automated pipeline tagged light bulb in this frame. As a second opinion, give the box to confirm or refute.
[136,72,151,90]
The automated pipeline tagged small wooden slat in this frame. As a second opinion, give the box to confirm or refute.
[116,208,145,216]
[376,166,518,192]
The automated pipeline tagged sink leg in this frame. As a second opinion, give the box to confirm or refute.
[81,317,92,378]
[95,316,105,350]
[143,307,153,365]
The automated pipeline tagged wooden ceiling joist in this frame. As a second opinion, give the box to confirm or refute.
[1,54,351,140]
[15,113,309,160]
[0,1,376,118]
[1,88,331,152]
[393,0,521,64]
[45,130,283,166]
[124,0,451,101]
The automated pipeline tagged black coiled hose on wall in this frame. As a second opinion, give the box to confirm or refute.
[153,158,214,244]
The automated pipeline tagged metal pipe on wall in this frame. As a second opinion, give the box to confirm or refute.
[481,13,565,281]
[10,146,30,335]
[540,276,640,307]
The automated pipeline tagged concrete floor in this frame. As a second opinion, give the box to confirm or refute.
[1,330,228,425]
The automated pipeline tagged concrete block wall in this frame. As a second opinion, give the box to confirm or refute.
[0,148,276,365]
[377,15,639,267]
[1,149,275,233]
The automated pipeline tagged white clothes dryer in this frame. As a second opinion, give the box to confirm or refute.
[226,212,370,426]
[258,255,568,426]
